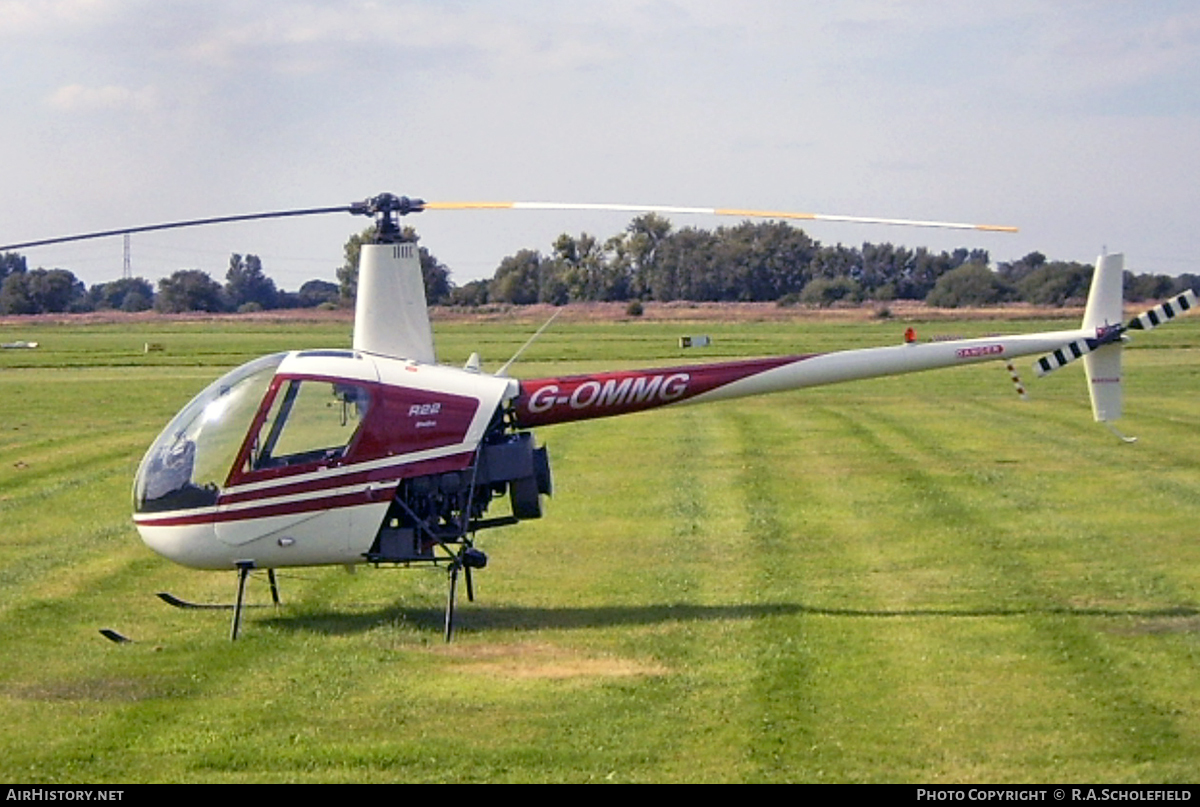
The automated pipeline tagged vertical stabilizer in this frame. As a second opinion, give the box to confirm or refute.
[1084,344,1122,421]
[1082,253,1124,422]
[1083,253,1124,331]
[353,242,435,363]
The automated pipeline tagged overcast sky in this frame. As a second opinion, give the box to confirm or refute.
[2,1,1198,290]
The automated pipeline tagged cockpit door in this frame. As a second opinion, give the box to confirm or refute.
[212,375,382,564]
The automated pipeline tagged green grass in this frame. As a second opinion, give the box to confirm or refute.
[0,313,1198,782]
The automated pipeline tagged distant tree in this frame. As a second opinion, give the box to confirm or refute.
[623,213,672,299]
[338,227,374,304]
[0,272,35,314]
[447,278,490,307]
[0,267,88,314]
[90,277,155,311]
[1016,262,1092,306]
[927,263,1016,308]
[0,252,26,284]
[225,253,278,311]
[296,279,340,308]
[550,232,623,302]
[489,249,543,305]
[32,268,89,312]
[1125,272,1176,303]
[652,226,719,301]
[1174,273,1200,297]
[799,276,862,307]
[338,226,452,305]
[464,212,1156,308]
[121,289,153,312]
[536,260,569,306]
[996,251,1047,284]
[716,221,815,301]
[857,242,910,299]
[155,270,226,313]
[420,248,452,305]
[810,243,862,282]
[894,247,958,300]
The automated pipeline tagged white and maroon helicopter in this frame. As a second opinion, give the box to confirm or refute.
[5,193,1195,640]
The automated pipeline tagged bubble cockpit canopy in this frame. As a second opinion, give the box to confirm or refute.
[134,353,286,514]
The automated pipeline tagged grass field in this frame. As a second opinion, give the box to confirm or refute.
[0,310,1198,783]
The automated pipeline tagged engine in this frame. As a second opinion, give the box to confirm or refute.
[367,430,551,563]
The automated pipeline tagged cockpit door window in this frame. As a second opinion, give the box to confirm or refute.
[244,379,371,473]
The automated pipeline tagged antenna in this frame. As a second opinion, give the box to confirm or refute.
[496,310,561,377]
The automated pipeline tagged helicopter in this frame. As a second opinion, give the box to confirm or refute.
[4,193,1195,641]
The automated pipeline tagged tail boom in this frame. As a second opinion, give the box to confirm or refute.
[512,251,1194,430]
[512,329,1091,428]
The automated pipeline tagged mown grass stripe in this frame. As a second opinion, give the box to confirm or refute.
[0,315,1196,782]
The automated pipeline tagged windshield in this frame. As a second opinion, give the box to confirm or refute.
[134,353,285,513]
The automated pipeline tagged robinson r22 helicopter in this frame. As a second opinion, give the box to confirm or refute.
[5,193,1195,640]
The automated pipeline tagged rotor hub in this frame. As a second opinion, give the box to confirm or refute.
[350,193,426,243]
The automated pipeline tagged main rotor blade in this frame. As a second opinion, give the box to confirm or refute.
[1,193,1016,252]
[424,201,1019,233]
[0,204,355,251]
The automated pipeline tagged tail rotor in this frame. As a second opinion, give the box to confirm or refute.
[1032,252,1196,428]
[1033,288,1197,378]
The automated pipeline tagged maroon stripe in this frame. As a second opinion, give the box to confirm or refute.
[136,484,399,528]
[138,453,477,527]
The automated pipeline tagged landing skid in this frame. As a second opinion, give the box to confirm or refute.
[158,567,282,640]
[158,549,487,642]
[99,628,132,644]
[157,592,272,610]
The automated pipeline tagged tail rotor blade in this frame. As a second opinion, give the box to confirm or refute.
[1034,288,1198,377]
[1126,289,1197,332]
[1034,337,1100,377]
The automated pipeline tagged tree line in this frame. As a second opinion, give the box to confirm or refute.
[455,215,1198,308]
[0,251,340,315]
[1,217,1195,315]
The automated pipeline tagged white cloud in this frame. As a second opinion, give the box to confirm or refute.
[2,2,1198,287]
[0,0,106,29]
[171,2,630,79]
[45,83,157,112]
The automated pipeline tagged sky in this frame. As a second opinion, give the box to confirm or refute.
[1,0,1198,291]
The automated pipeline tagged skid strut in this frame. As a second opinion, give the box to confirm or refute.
[226,564,280,640]
[445,561,459,643]
[442,546,487,642]
[231,562,253,640]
